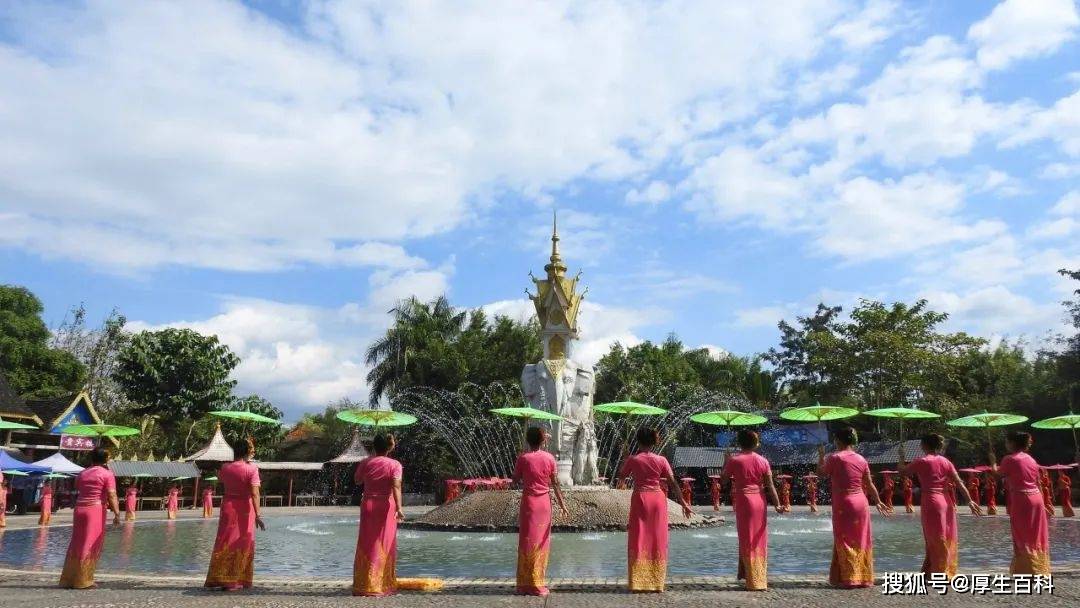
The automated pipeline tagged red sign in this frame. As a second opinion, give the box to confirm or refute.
[60,435,95,451]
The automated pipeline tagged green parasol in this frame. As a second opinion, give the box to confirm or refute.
[690,410,768,426]
[204,476,218,482]
[41,473,71,479]
[209,410,281,425]
[170,476,195,481]
[779,403,859,423]
[0,415,37,430]
[594,401,668,416]
[491,407,564,445]
[1032,412,1080,465]
[2,470,29,476]
[946,411,1028,452]
[863,406,941,441]
[335,409,418,427]
[63,423,141,437]
[490,406,563,421]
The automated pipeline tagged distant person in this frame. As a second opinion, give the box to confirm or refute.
[990,432,1051,575]
[512,427,569,596]
[803,473,819,513]
[38,481,54,526]
[1058,471,1074,517]
[881,472,895,510]
[619,427,692,593]
[902,475,915,513]
[352,433,404,596]
[0,472,7,528]
[982,471,998,515]
[817,427,890,588]
[204,439,264,591]
[124,482,138,521]
[166,483,180,519]
[1039,468,1055,517]
[720,429,783,591]
[898,434,981,577]
[202,484,214,518]
[59,448,121,589]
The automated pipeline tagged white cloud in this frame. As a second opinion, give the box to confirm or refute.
[968,0,1080,70]
[680,145,807,228]
[795,63,860,105]
[1040,162,1080,180]
[0,0,851,272]
[732,306,791,328]
[921,285,1062,339]
[828,0,901,50]
[1028,191,1080,239]
[1005,90,1080,158]
[625,181,672,206]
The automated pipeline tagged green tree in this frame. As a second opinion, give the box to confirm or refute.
[50,304,130,414]
[113,328,239,444]
[0,285,85,398]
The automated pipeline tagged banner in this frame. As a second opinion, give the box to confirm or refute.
[60,434,95,451]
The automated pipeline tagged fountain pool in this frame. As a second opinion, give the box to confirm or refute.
[2,513,1077,579]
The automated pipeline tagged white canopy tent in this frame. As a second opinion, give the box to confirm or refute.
[32,452,84,475]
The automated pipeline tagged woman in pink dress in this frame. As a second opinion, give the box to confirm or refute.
[513,427,569,596]
[166,484,180,519]
[124,483,138,521]
[202,485,214,518]
[817,427,890,588]
[353,433,405,596]
[990,432,1051,575]
[0,472,6,528]
[59,448,122,589]
[204,439,264,590]
[721,429,783,591]
[620,427,692,593]
[38,482,53,526]
[898,434,981,577]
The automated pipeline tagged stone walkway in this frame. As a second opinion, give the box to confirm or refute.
[1,569,1076,607]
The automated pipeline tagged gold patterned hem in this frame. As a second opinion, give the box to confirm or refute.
[829,543,874,588]
[516,545,549,592]
[738,552,768,590]
[1011,549,1051,576]
[629,557,666,592]
[353,541,396,596]
[58,556,98,589]
[204,548,254,588]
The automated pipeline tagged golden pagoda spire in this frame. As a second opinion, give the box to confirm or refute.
[527,209,585,370]
[545,210,567,277]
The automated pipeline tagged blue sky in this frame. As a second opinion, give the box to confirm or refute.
[1,1,1078,418]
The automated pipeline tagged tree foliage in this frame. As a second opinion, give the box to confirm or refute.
[50,304,130,414]
[113,328,240,438]
[365,296,541,403]
[0,285,85,398]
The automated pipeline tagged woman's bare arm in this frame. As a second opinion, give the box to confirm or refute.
[550,472,570,517]
[764,471,783,513]
[393,478,405,522]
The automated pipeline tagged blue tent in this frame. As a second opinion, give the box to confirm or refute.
[0,450,50,473]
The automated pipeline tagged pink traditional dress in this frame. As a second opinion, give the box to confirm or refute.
[38,484,53,526]
[984,474,998,515]
[906,454,960,576]
[124,485,138,521]
[59,465,117,588]
[353,455,403,596]
[822,450,875,588]
[999,452,1051,574]
[620,451,672,592]
[805,475,819,513]
[881,474,895,509]
[514,449,557,596]
[167,487,180,519]
[1058,474,1074,517]
[722,451,771,590]
[202,487,214,518]
[204,460,261,590]
[0,472,6,528]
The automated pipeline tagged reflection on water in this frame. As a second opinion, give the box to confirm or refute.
[0,513,1077,579]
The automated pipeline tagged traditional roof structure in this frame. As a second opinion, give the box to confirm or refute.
[184,423,234,462]
[859,439,927,465]
[255,461,324,471]
[0,373,39,424]
[673,446,731,469]
[526,212,586,370]
[328,429,370,464]
[110,460,200,478]
[25,392,102,432]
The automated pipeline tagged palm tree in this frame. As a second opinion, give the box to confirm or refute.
[365,296,467,405]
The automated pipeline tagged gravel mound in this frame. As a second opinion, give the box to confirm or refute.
[407,487,724,532]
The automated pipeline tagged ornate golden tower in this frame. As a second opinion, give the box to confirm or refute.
[527,212,586,378]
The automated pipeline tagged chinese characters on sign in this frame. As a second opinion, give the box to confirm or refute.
[881,573,1054,595]
[59,434,95,451]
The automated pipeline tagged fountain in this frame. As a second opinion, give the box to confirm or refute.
[404,216,724,531]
